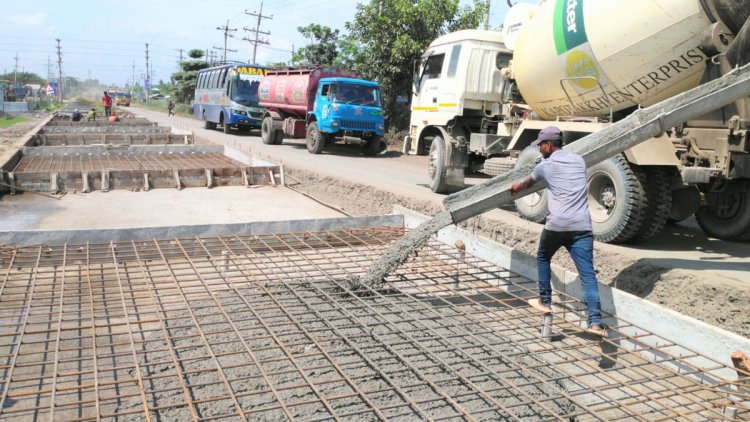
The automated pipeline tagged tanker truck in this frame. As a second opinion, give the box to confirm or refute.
[403,0,750,243]
[258,67,386,155]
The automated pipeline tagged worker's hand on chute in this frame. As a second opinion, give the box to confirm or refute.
[510,181,525,195]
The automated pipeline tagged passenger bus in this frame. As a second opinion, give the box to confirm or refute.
[193,63,266,133]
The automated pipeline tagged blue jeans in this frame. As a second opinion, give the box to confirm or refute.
[536,229,602,326]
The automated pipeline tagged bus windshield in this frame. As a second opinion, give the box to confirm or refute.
[232,74,260,107]
[333,83,381,106]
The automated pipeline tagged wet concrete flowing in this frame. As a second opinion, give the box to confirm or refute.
[359,211,454,288]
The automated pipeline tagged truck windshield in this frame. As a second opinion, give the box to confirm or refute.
[231,74,260,107]
[333,83,381,106]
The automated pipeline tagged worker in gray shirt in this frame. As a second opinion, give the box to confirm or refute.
[510,126,606,336]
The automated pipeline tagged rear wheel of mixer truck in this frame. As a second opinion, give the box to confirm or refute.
[514,146,549,223]
[587,155,649,243]
[306,122,326,154]
[696,191,750,241]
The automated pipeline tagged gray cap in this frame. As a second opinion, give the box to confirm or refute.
[531,126,563,146]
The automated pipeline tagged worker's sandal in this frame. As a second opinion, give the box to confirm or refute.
[528,298,552,313]
[586,325,608,337]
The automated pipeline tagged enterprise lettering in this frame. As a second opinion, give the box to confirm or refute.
[542,47,705,116]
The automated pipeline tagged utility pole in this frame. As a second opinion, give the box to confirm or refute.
[13,53,19,85]
[177,48,184,67]
[145,43,150,101]
[132,61,135,92]
[47,56,51,84]
[55,39,63,101]
[216,19,237,62]
[243,1,272,64]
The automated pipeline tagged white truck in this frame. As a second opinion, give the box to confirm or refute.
[403,0,750,243]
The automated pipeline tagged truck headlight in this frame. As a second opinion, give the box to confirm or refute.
[378,124,384,131]
[331,120,339,128]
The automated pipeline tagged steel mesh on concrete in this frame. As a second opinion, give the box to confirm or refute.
[0,227,747,421]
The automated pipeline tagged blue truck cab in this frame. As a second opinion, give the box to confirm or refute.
[310,78,385,155]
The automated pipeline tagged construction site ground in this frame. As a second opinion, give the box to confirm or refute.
[129,106,750,340]
[0,108,748,420]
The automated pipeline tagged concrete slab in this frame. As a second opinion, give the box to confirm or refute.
[0,185,345,232]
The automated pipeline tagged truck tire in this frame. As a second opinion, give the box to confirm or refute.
[306,122,326,154]
[629,166,672,243]
[696,191,750,241]
[261,117,275,145]
[513,146,549,223]
[588,155,648,243]
[428,136,449,193]
[272,129,284,145]
[362,137,383,156]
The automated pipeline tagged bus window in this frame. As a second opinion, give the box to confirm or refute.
[220,68,227,88]
[197,72,204,89]
[231,74,261,107]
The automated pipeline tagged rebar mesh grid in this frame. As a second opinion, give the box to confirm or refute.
[0,227,747,421]
[11,152,242,173]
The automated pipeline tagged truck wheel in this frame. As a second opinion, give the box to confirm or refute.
[588,155,647,243]
[696,191,750,241]
[273,129,284,145]
[306,122,325,154]
[362,137,383,156]
[513,146,549,223]
[629,166,672,243]
[261,117,275,144]
[428,136,449,193]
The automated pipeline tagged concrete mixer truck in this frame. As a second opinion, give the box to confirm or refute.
[403,0,750,243]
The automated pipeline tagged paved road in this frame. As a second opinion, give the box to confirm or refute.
[128,105,750,283]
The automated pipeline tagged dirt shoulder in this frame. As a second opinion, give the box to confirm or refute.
[286,168,750,339]
[0,113,48,164]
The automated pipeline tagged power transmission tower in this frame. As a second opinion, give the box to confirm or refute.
[177,48,184,67]
[216,19,237,62]
[55,39,63,101]
[243,1,272,64]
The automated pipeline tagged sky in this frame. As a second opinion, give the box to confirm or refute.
[0,0,516,87]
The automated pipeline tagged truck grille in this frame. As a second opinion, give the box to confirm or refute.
[249,111,263,119]
[341,120,376,131]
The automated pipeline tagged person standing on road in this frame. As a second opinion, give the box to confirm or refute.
[167,100,175,116]
[102,91,112,117]
[510,126,606,336]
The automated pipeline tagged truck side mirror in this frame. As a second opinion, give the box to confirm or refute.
[412,59,421,94]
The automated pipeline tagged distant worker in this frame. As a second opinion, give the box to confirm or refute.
[86,108,97,122]
[167,100,175,116]
[102,91,112,117]
[510,126,606,337]
[71,108,82,122]
[108,111,119,123]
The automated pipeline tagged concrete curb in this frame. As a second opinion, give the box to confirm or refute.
[0,214,403,247]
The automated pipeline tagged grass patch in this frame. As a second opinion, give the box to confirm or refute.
[0,116,29,129]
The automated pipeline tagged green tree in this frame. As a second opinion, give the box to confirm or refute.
[170,48,209,104]
[293,24,340,66]
[346,0,488,129]
[0,71,46,86]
